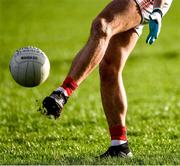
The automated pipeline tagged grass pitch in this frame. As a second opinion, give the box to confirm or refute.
[0,0,180,164]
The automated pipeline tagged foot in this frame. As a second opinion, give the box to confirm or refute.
[42,88,68,119]
[99,142,133,158]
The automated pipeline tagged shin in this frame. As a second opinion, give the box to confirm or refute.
[99,29,139,144]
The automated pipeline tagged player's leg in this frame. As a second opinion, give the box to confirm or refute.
[42,0,141,118]
[67,0,141,85]
[99,29,139,158]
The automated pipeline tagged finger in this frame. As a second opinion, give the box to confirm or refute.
[146,34,150,44]
[146,34,151,44]
[149,36,156,45]
[146,35,153,44]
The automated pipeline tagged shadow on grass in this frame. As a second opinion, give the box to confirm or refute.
[1,150,180,165]
[56,155,139,165]
[162,51,179,59]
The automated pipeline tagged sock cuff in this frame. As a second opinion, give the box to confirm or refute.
[110,125,127,141]
[61,77,78,96]
[62,77,78,89]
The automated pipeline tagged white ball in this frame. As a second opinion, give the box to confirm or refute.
[10,46,50,87]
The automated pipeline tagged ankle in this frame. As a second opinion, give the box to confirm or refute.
[56,87,68,97]
[111,140,127,146]
[61,76,78,96]
[110,125,127,146]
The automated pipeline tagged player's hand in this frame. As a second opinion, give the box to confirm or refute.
[146,8,163,45]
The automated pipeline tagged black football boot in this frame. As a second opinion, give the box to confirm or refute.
[42,88,68,119]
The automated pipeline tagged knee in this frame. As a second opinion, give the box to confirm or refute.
[91,17,112,40]
[99,59,118,84]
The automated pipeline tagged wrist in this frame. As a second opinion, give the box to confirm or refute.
[149,8,162,23]
[152,8,163,18]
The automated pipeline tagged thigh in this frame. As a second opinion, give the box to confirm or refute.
[102,29,139,72]
[96,0,142,35]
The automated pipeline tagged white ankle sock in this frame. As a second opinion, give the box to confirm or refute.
[111,140,127,146]
[56,87,68,97]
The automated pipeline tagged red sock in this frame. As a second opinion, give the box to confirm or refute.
[61,77,78,96]
[110,125,127,141]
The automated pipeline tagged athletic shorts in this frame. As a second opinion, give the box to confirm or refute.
[134,0,173,36]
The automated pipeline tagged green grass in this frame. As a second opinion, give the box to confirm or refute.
[0,0,180,164]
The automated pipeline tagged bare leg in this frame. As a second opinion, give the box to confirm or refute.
[99,29,139,128]
[42,0,141,119]
[67,0,141,85]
